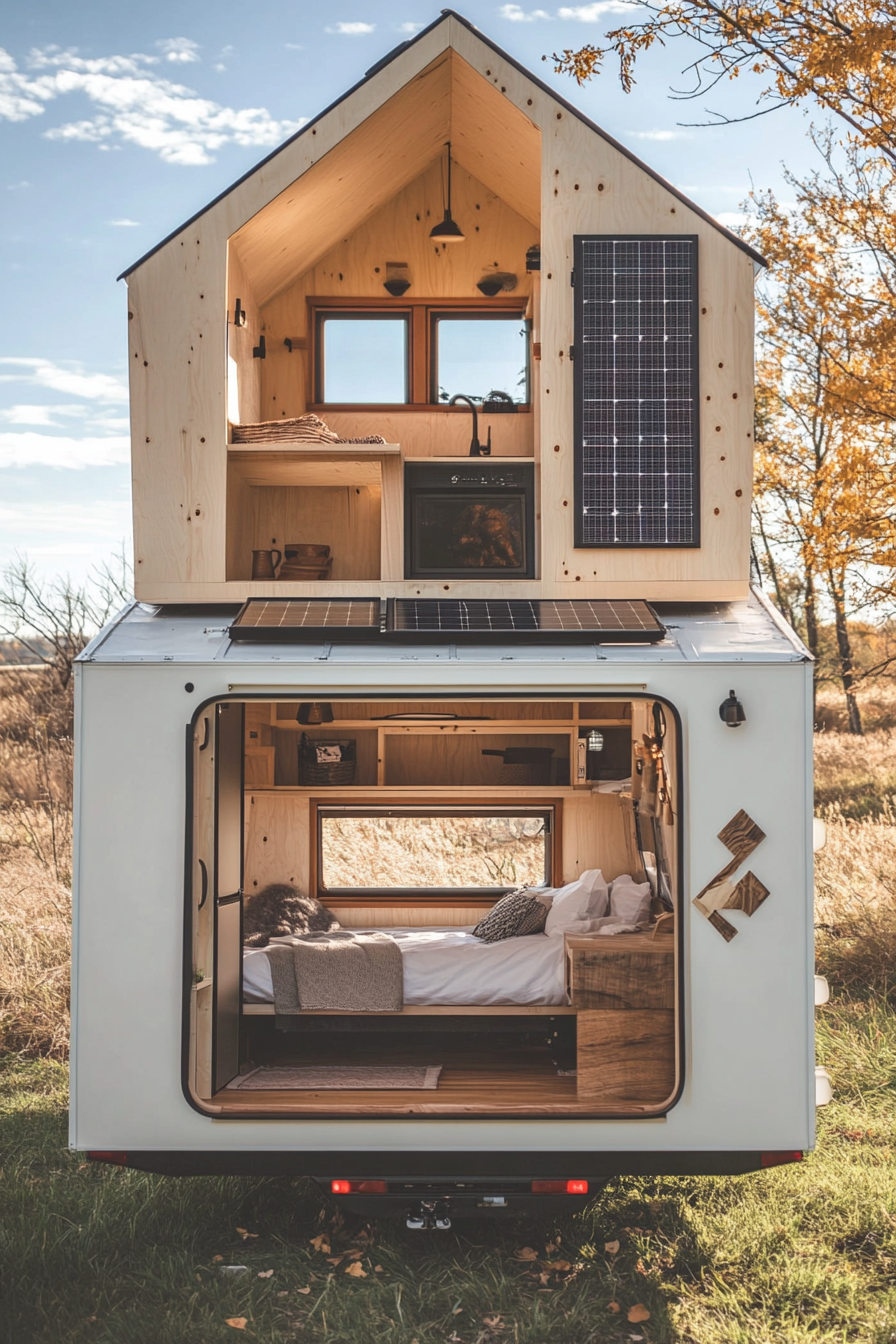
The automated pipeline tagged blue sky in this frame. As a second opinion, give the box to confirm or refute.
[0,0,820,587]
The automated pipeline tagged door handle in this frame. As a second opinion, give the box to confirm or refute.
[197,858,208,910]
[198,716,210,751]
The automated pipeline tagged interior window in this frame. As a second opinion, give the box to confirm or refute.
[317,313,409,404]
[317,806,553,895]
[433,314,528,405]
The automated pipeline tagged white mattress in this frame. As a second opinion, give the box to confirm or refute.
[241,926,568,1007]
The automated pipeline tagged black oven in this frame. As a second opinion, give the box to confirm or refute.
[404,462,536,581]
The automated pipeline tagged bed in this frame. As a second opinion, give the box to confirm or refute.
[242,926,569,1009]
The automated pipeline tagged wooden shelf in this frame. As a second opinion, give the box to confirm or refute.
[227,441,400,454]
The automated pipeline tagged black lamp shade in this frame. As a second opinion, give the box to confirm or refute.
[429,210,465,243]
[476,277,504,297]
[383,277,411,296]
[719,690,746,727]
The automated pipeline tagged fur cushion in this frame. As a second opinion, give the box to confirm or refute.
[243,884,340,948]
[472,890,549,944]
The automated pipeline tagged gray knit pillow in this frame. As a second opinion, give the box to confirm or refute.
[472,891,548,943]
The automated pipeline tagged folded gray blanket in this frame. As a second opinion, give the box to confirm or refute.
[264,930,403,1013]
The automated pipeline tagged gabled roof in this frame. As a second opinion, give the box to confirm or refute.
[118,8,766,281]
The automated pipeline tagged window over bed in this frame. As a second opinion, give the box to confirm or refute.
[314,804,555,901]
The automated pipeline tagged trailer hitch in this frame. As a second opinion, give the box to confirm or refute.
[406,1199,451,1231]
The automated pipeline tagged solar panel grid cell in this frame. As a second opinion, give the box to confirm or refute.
[575,235,700,549]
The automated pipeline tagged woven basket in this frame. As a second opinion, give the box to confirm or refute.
[299,734,357,786]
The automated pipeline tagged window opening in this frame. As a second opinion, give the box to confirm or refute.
[316,312,409,404]
[432,313,528,405]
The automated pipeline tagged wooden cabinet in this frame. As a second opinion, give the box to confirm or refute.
[567,932,677,1106]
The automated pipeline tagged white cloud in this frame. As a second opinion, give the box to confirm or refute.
[715,210,749,229]
[0,432,130,468]
[396,22,425,33]
[284,43,305,50]
[0,358,129,403]
[108,217,140,226]
[500,5,551,20]
[0,403,128,430]
[557,2,637,18]
[7,179,31,190]
[325,22,376,35]
[157,37,201,64]
[0,45,306,165]
[631,129,693,141]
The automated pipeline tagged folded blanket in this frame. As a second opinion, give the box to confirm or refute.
[264,929,403,1012]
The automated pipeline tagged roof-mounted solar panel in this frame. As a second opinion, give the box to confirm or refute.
[229,597,665,644]
[229,598,384,642]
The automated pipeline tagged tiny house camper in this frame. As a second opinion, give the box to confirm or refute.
[72,12,824,1221]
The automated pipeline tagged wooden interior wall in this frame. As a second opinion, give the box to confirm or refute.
[257,157,537,446]
[226,247,262,426]
[243,786,636,920]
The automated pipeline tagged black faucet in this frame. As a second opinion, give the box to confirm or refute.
[448,393,491,456]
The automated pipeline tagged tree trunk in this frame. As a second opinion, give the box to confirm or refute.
[828,571,863,734]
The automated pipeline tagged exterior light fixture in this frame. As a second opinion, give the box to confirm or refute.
[587,729,604,752]
[719,689,746,727]
[383,261,411,297]
[429,141,465,244]
[477,272,518,297]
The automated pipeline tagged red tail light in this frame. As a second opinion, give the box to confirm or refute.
[531,1179,589,1194]
[761,1151,803,1168]
[87,1151,127,1166]
[331,1179,389,1194]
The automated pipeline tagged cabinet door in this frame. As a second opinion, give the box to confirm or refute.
[213,702,244,1093]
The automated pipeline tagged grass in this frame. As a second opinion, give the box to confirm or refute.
[7,676,896,1341]
[5,1035,896,1344]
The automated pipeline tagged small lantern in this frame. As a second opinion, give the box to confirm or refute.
[719,690,746,727]
[587,729,604,752]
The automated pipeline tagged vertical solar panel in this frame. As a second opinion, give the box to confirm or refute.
[574,236,700,548]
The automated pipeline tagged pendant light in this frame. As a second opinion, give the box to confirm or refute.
[429,141,465,244]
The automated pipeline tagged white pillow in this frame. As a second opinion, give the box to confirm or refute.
[609,875,652,926]
[544,869,609,936]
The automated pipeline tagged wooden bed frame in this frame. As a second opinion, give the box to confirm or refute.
[242,1003,576,1016]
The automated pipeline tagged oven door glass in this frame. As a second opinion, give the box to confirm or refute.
[409,491,533,578]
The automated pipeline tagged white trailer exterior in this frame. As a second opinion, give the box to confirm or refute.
[71,591,816,1183]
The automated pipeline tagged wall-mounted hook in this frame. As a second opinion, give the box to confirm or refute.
[253,334,266,359]
[283,338,293,353]
[234,298,246,328]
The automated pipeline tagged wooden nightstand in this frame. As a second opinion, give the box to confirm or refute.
[565,930,676,1105]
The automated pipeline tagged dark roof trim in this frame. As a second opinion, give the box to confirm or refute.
[118,8,766,281]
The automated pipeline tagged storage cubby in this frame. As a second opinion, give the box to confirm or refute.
[383,733,571,788]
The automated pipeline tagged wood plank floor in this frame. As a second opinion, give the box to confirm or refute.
[210,1045,665,1117]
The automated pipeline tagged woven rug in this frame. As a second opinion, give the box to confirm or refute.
[226,1064,442,1091]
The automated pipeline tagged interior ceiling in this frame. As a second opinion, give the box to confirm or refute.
[231,51,542,307]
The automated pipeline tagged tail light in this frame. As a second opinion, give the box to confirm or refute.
[761,1151,803,1168]
[531,1179,589,1194]
[87,1151,127,1166]
[331,1179,388,1194]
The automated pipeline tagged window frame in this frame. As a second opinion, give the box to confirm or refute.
[309,297,530,412]
[311,800,558,905]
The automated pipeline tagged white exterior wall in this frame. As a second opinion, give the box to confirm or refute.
[70,649,814,1155]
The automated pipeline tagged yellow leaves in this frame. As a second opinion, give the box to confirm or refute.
[628,1304,651,1323]
[308,1234,330,1254]
[344,1261,367,1278]
[225,1320,247,1330]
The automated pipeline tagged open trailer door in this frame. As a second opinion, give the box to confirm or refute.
[189,701,243,1100]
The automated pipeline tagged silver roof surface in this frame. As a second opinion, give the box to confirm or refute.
[78,589,810,666]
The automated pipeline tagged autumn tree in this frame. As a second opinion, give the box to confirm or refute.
[747,186,896,732]
[549,0,896,160]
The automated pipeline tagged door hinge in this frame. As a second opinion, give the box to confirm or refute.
[570,270,575,287]
[569,345,575,361]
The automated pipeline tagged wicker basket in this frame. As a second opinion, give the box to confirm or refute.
[298,734,357,786]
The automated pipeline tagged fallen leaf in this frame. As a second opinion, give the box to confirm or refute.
[297,1287,311,1295]
[604,1240,620,1256]
[309,1234,331,1253]
[78,1163,89,1172]
[607,1301,621,1313]
[277,1291,289,1298]
[345,1261,367,1277]
[257,1269,274,1279]
[374,1265,384,1273]
[213,1255,224,1263]
[515,1246,539,1261]
[636,1258,648,1275]
[235,1227,258,1240]
[628,1304,650,1323]
[453,1306,463,1314]
[345,1248,364,1260]
[225,1321,247,1331]
[326,1255,346,1267]
[537,1272,551,1286]
[543,1259,571,1271]
[483,1315,504,1328]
